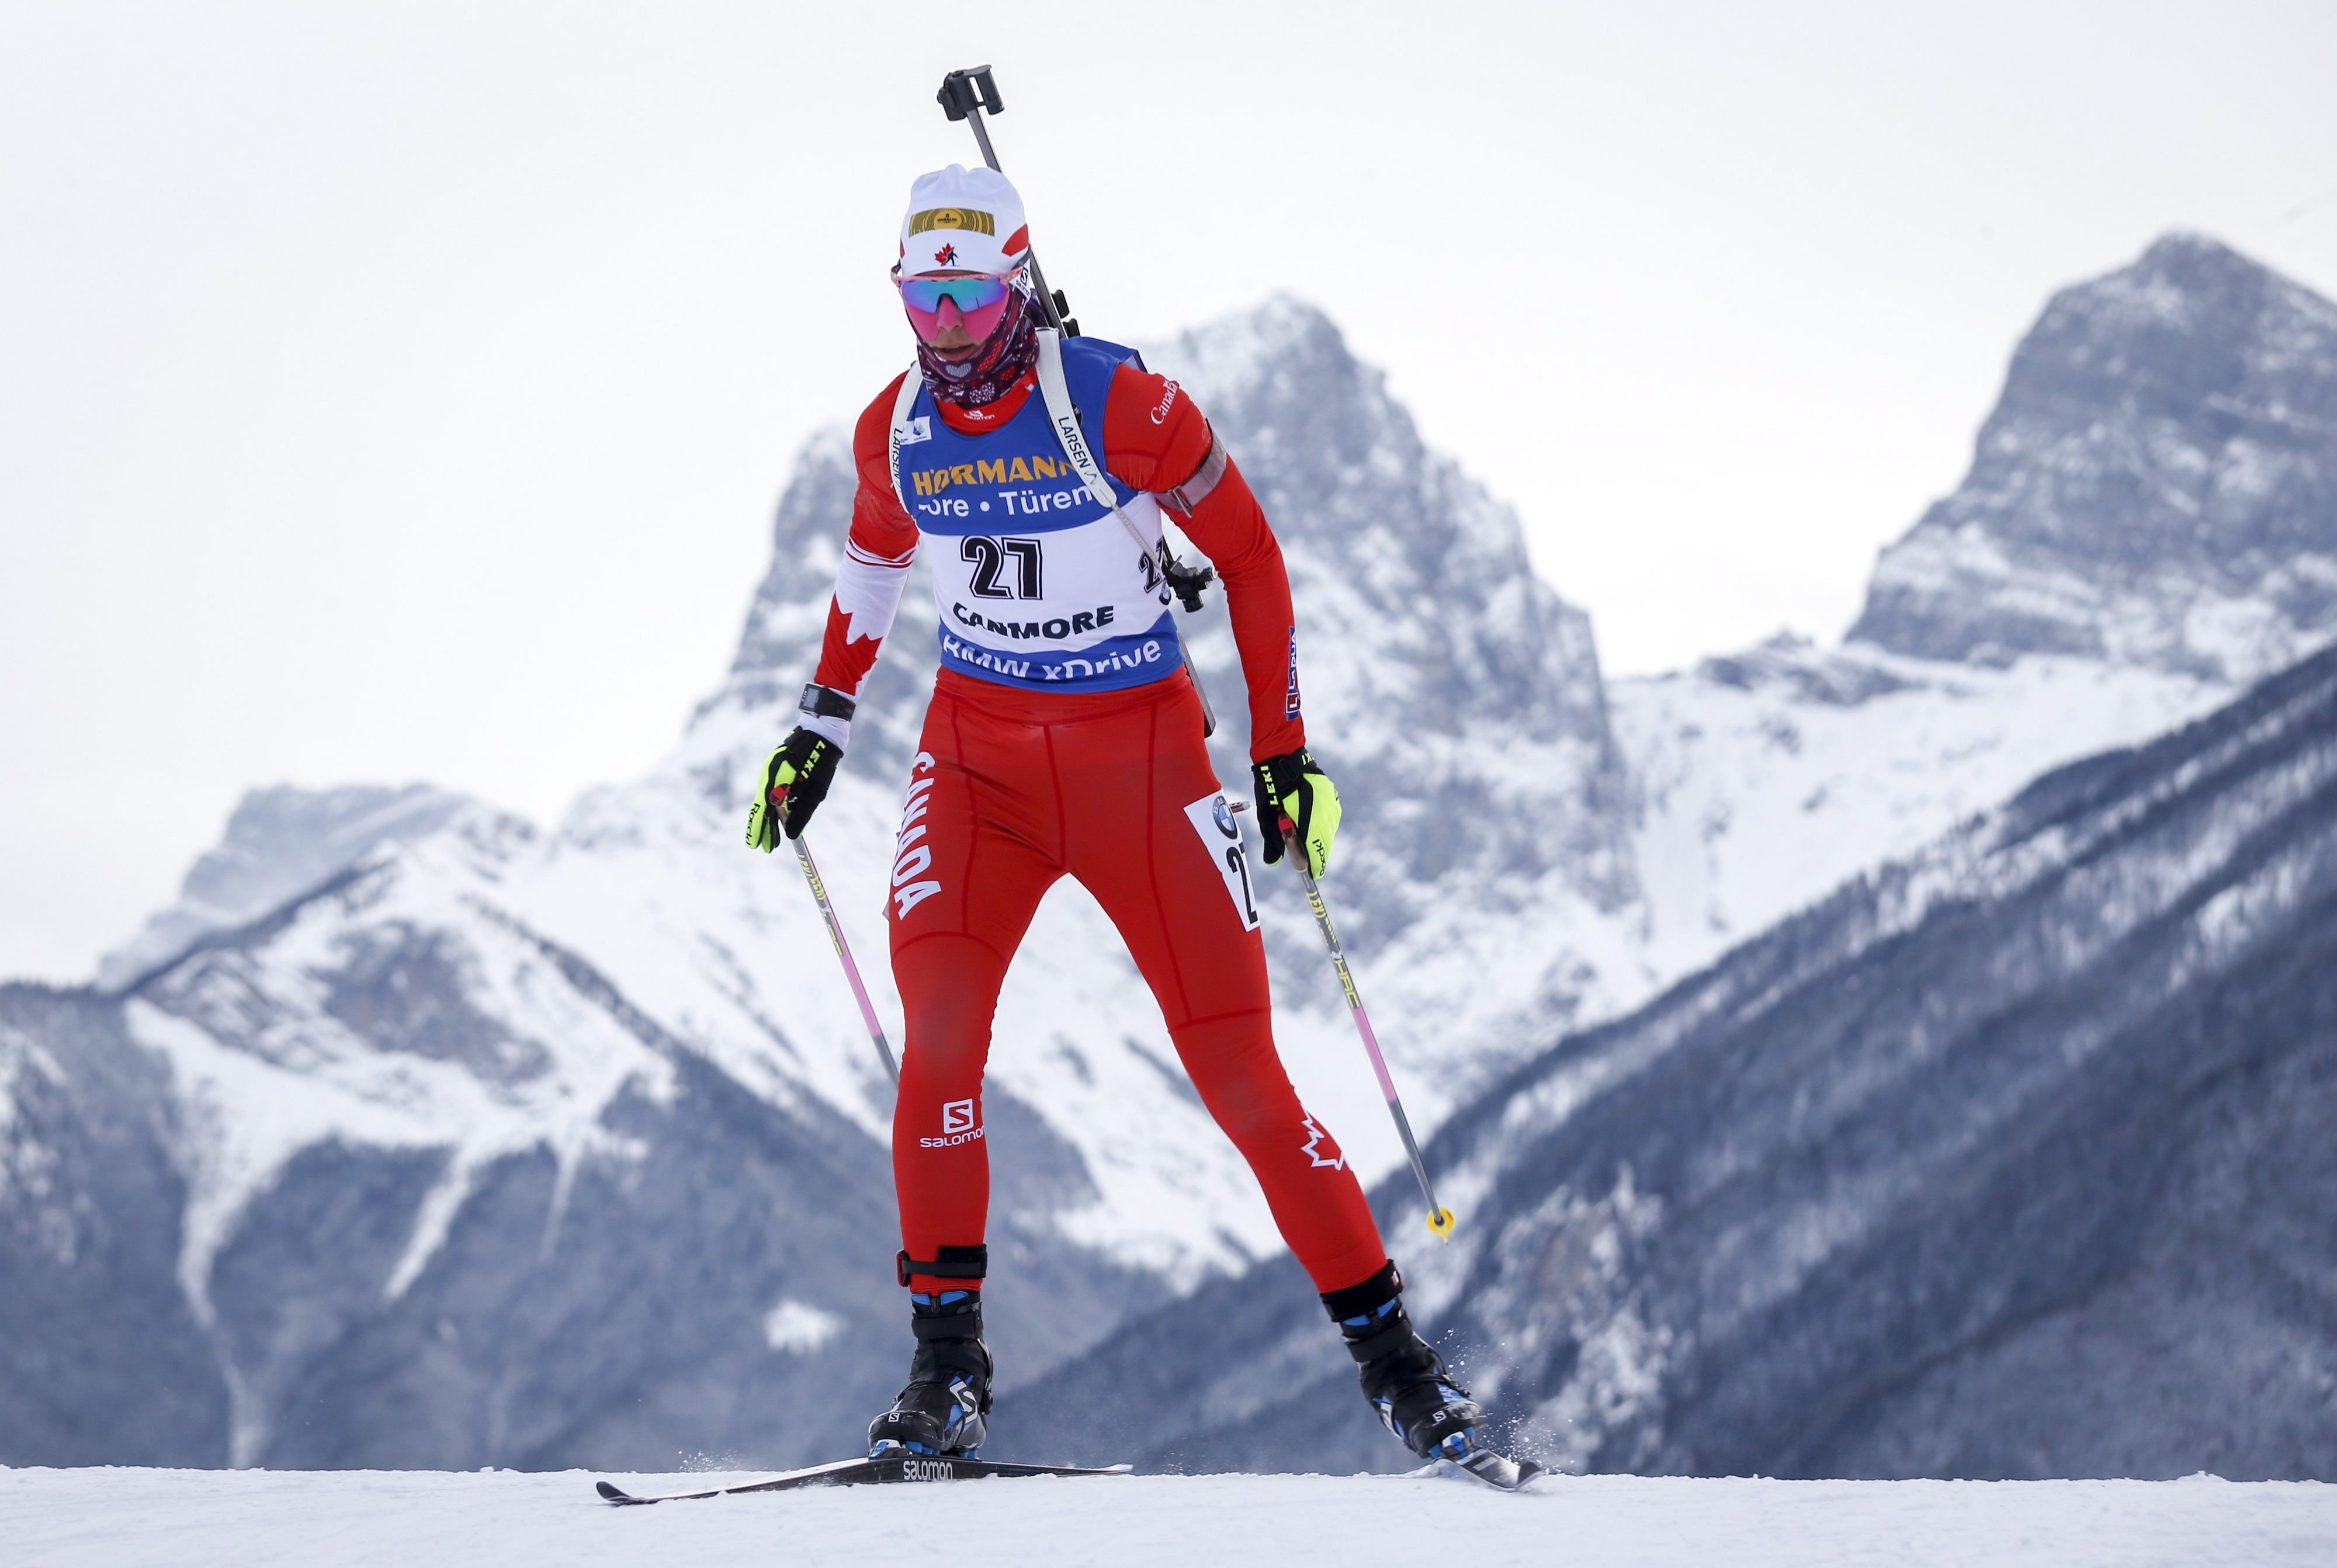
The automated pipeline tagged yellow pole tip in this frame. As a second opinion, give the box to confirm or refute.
[1426,1207,1457,1241]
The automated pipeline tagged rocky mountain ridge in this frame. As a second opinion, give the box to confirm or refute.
[1850,231,2337,681]
[1610,234,2337,976]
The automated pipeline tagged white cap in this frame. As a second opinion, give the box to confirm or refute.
[897,164,1030,277]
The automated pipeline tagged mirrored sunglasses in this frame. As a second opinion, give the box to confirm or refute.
[896,274,1015,314]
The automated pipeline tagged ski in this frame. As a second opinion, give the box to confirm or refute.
[594,1453,1132,1504]
[1447,1449,1548,1493]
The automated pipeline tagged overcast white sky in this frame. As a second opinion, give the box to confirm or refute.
[4,1,2335,983]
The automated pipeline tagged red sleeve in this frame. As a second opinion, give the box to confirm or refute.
[1102,363,1306,760]
[812,374,923,699]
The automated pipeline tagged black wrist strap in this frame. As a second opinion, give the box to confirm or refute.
[1257,748,1316,800]
[799,683,857,721]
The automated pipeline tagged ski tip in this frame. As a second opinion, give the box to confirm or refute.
[595,1480,644,1505]
[1454,1450,1548,1493]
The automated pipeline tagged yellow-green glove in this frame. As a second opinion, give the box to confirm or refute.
[1253,747,1341,877]
[745,729,840,849]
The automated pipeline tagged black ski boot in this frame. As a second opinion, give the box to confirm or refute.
[867,1285,993,1458]
[1323,1262,1485,1464]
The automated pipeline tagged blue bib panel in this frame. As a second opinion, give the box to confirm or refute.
[892,336,1180,694]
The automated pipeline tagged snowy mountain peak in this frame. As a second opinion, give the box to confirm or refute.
[98,783,473,990]
[1849,232,2337,681]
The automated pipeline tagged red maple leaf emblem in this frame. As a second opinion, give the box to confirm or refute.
[934,242,958,266]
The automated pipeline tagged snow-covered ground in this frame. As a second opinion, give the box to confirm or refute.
[8,1467,2330,1567]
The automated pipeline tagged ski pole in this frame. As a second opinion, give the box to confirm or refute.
[792,834,898,1085]
[1269,812,1456,1242]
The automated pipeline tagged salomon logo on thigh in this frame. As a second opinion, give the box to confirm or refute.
[921,1098,984,1149]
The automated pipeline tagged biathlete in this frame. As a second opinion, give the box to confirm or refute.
[745,164,1483,1468]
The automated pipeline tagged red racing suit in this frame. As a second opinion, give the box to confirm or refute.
[813,351,1387,1298]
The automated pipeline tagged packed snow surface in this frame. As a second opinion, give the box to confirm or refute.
[7,1468,2331,1567]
